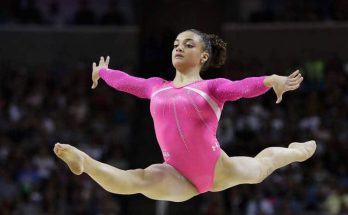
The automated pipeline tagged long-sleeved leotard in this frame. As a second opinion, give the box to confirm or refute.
[99,68,270,193]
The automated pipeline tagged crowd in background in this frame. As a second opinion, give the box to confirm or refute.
[0,0,347,214]
[0,61,135,214]
[0,56,347,214]
[0,0,132,26]
[0,0,348,26]
[229,0,348,22]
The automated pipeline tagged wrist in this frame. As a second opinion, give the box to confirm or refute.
[264,75,276,87]
[98,67,110,78]
[98,67,107,74]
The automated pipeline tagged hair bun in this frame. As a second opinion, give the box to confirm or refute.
[207,34,227,69]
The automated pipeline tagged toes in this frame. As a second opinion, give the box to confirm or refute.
[53,143,67,156]
[54,143,62,150]
[55,143,65,149]
[288,141,316,162]
[54,148,63,157]
[55,143,68,151]
[53,145,59,155]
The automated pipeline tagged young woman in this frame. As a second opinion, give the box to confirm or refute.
[54,29,316,202]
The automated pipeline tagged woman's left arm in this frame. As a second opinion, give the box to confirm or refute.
[209,76,270,102]
[209,70,303,103]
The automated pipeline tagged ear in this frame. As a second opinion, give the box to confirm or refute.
[200,52,209,64]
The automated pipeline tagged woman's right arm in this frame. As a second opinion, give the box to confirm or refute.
[92,56,164,99]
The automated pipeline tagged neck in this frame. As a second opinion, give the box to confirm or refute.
[173,68,202,84]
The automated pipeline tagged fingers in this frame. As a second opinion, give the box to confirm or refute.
[275,70,303,104]
[289,70,300,78]
[289,72,302,82]
[275,91,283,104]
[99,56,104,66]
[287,73,303,91]
[288,76,303,86]
[286,84,300,91]
[276,96,282,104]
[92,56,109,89]
[91,80,98,89]
[98,56,110,66]
[287,70,303,88]
[106,56,110,66]
[92,62,97,89]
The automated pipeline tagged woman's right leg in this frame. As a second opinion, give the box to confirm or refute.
[54,143,198,202]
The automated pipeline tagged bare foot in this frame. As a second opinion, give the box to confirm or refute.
[54,143,85,175]
[288,140,316,162]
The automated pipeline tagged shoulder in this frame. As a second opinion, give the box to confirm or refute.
[206,78,233,89]
[149,77,170,92]
[148,77,166,81]
[207,78,233,83]
[147,77,169,86]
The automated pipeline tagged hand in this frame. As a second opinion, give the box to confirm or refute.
[266,70,304,104]
[91,56,110,89]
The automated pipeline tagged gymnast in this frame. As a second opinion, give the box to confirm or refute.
[54,29,316,202]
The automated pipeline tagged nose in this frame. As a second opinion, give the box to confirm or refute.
[176,45,183,52]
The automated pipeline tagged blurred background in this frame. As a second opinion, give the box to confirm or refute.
[0,0,347,214]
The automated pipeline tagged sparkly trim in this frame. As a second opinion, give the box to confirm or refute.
[151,87,173,98]
[184,86,221,120]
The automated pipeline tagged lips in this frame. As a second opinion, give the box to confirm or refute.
[174,53,184,59]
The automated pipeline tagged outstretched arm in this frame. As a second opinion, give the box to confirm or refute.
[209,70,303,103]
[91,56,164,99]
[209,76,270,102]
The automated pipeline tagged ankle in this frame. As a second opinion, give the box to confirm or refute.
[83,154,94,174]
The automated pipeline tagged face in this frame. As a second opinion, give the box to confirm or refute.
[172,31,209,71]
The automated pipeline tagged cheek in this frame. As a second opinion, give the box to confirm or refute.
[187,50,201,60]
[190,51,203,62]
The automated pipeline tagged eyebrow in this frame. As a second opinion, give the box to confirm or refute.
[174,38,195,43]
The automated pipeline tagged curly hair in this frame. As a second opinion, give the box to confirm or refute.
[188,29,227,71]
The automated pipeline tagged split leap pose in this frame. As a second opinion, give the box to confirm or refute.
[54,29,316,202]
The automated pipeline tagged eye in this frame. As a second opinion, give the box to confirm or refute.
[173,44,178,48]
[186,44,194,48]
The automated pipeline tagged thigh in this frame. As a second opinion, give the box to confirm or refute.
[141,163,199,202]
[212,151,264,192]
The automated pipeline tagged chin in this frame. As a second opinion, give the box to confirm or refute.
[172,61,184,70]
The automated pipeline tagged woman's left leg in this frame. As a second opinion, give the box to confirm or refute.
[212,140,316,192]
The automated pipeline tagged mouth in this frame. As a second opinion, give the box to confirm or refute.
[174,53,184,59]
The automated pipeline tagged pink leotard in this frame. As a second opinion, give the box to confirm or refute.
[99,68,270,193]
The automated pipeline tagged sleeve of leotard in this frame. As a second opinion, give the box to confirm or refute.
[208,77,270,102]
[99,68,165,99]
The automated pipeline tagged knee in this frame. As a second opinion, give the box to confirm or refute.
[256,148,276,158]
[253,172,267,184]
[253,159,274,184]
[127,167,166,192]
[141,165,197,202]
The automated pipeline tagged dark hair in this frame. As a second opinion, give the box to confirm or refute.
[188,29,227,71]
